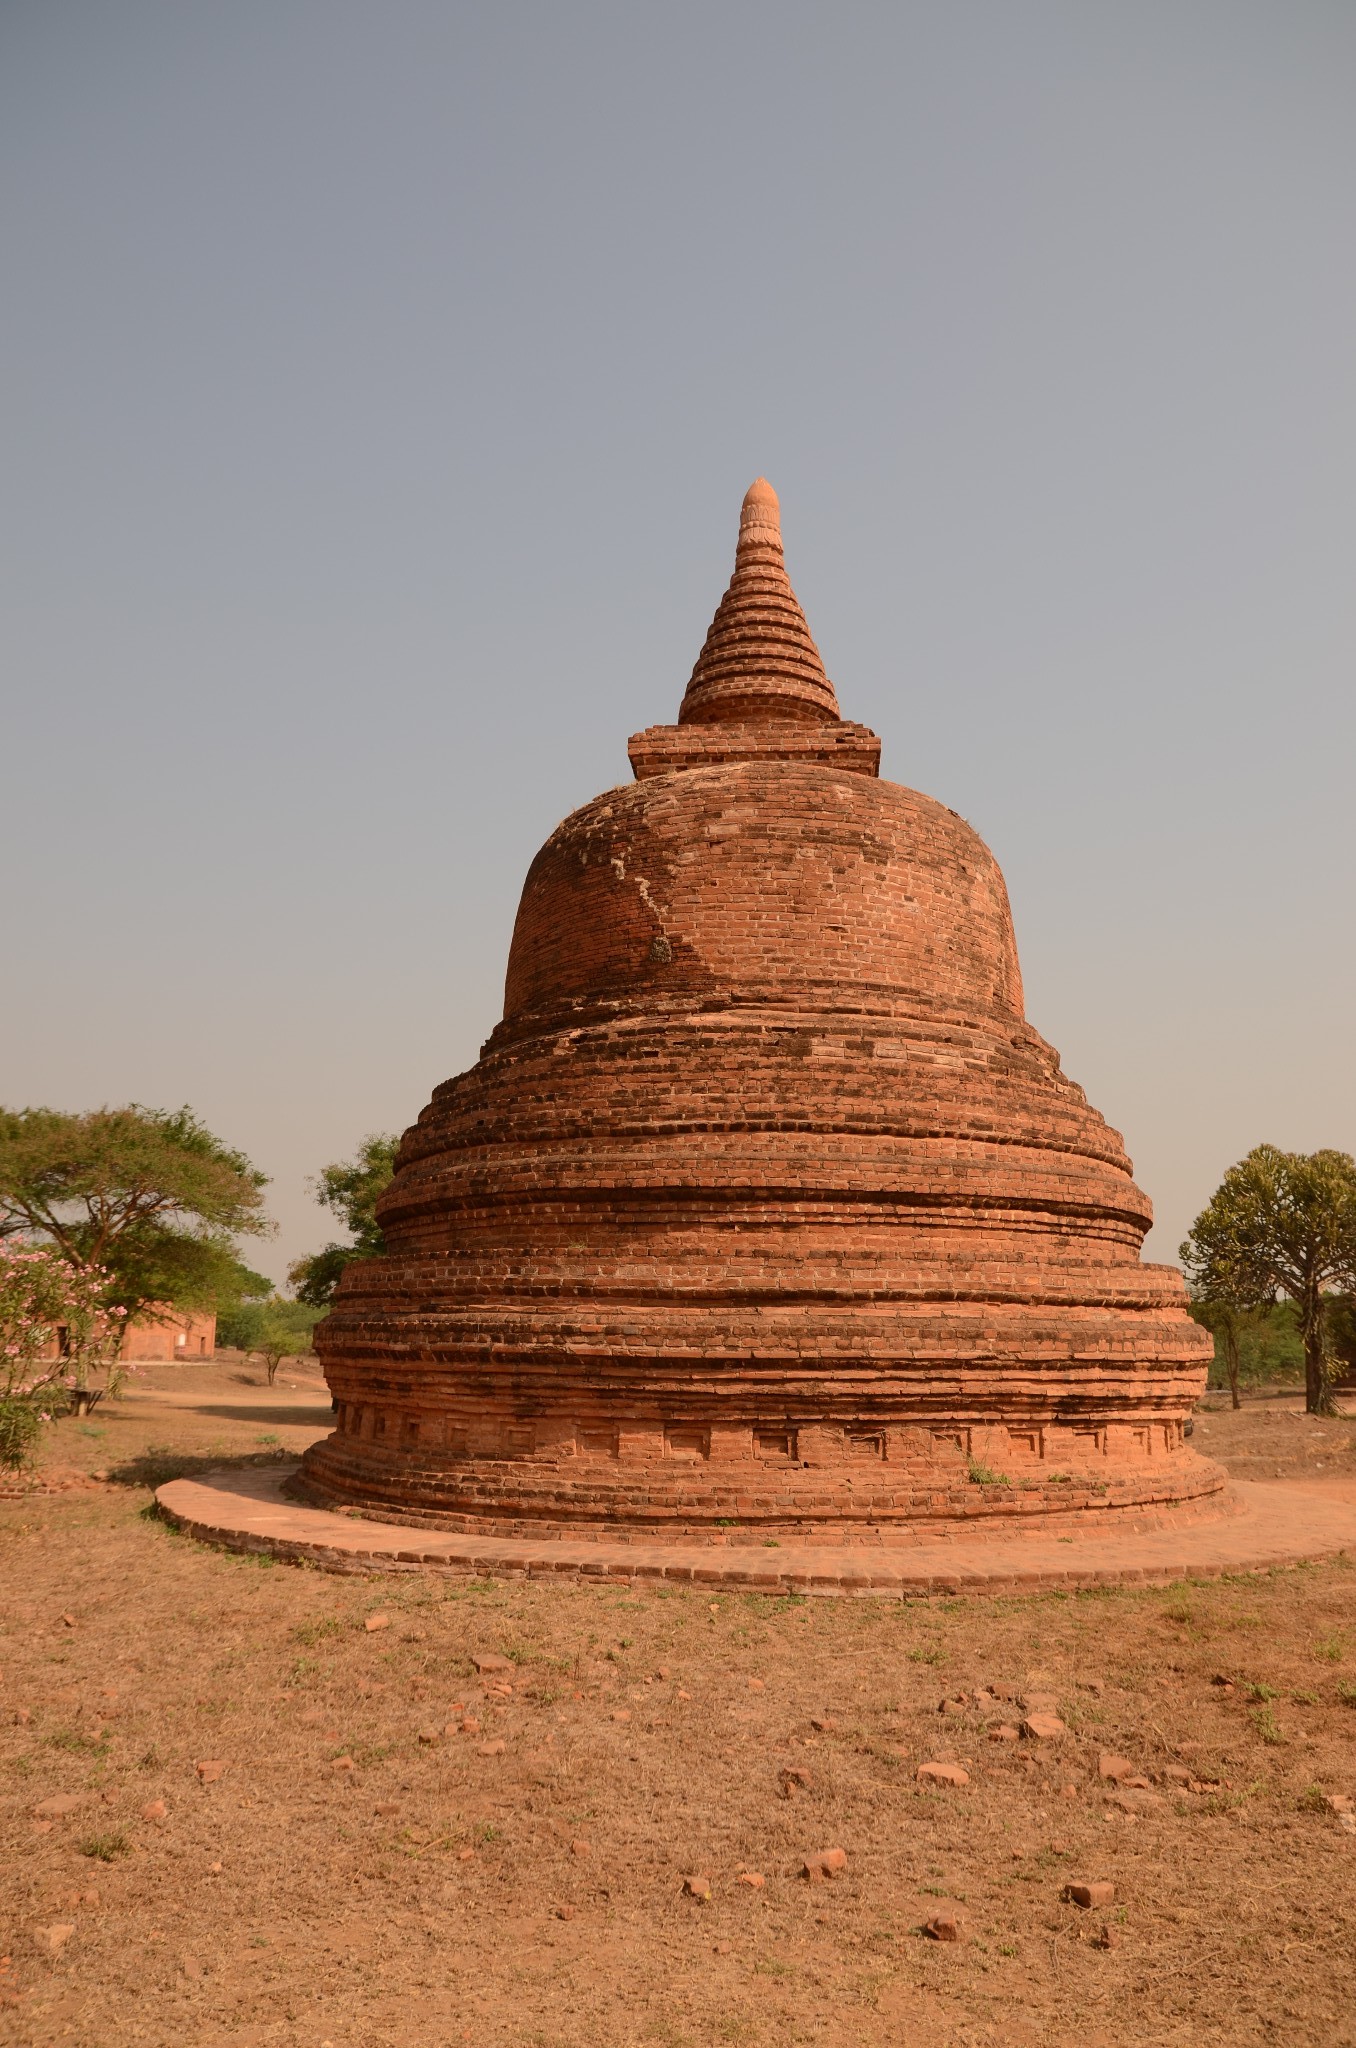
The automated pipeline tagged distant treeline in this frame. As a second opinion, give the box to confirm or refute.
[1190,1299,1356,1392]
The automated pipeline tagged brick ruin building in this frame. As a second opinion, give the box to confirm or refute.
[301,480,1219,1542]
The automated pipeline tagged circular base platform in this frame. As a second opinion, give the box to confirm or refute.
[156,1462,1356,1597]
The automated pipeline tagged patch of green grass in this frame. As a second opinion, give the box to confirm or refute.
[1246,1682,1279,1702]
[352,1741,395,1767]
[967,1459,1011,1488]
[79,1832,130,1861]
[292,1616,343,1646]
[1313,1634,1345,1662]
[47,1727,106,1754]
[1291,1688,1320,1706]
[1250,1705,1286,1746]
[1298,1784,1331,1812]
[1336,1681,1356,1708]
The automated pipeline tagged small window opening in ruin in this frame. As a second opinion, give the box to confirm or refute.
[577,1427,618,1458]
[373,1413,387,1438]
[56,1325,70,1357]
[403,1419,420,1443]
[199,1337,207,1354]
[755,1429,794,1460]
[847,1430,885,1459]
[665,1427,710,1460]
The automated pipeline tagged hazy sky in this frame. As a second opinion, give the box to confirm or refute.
[3,2,1353,1283]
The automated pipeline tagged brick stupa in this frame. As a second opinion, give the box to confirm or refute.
[302,480,1219,1541]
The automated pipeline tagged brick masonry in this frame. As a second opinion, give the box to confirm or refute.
[161,1465,1356,1597]
[302,480,1218,1540]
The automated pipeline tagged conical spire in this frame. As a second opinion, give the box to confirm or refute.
[679,479,841,726]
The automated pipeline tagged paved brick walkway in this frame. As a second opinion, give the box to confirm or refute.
[156,1464,1356,1598]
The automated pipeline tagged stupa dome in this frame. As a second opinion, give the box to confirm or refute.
[301,481,1218,1540]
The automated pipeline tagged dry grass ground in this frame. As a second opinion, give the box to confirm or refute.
[2,1365,1355,2048]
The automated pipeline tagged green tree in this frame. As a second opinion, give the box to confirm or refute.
[212,1262,276,1350]
[287,1133,398,1306]
[1181,1146,1356,1416]
[0,1105,270,1327]
[232,1296,321,1385]
[1330,1295,1356,1386]
[1188,1296,1266,1410]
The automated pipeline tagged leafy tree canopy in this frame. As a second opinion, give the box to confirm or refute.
[287,1133,398,1307]
[1181,1144,1356,1415]
[0,1105,270,1325]
[226,1295,322,1383]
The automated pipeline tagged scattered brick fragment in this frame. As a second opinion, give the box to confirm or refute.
[801,1847,847,1882]
[1064,1882,1115,1909]
[737,1871,765,1889]
[141,1800,168,1823]
[682,1874,713,1900]
[363,1614,391,1633]
[1104,1787,1166,1815]
[1022,1714,1066,1742]
[34,1924,74,1958]
[473,1653,514,1674]
[195,1762,226,1784]
[917,1761,970,1787]
[33,1794,82,1820]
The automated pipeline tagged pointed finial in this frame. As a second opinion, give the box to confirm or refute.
[737,477,781,552]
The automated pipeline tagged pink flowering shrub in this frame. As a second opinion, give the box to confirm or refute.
[0,1241,128,1465]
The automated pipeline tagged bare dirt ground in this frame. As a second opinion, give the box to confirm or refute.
[3,1366,1355,2048]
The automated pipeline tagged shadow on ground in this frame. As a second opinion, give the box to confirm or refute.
[107,1447,304,1490]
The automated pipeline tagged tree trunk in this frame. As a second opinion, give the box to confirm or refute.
[266,1355,279,1386]
[1303,1299,1336,1416]
[1224,1325,1241,1410]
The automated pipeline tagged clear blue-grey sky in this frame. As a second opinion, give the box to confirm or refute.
[3,2,1353,1282]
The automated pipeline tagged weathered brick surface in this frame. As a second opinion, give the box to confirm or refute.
[305,480,1217,1537]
